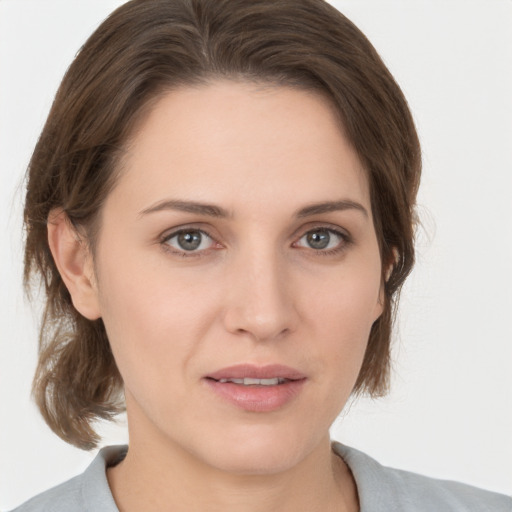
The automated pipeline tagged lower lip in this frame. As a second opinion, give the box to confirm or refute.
[204,379,306,412]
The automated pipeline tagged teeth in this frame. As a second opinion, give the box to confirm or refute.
[218,377,286,385]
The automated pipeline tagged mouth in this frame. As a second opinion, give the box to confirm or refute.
[206,363,306,382]
[204,364,307,412]
[212,377,289,386]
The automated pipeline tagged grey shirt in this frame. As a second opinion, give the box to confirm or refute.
[10,443,512,511]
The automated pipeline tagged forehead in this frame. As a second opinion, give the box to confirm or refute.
[111,80,370,217]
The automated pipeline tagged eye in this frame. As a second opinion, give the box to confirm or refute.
[162,229,216,254]
[295,228,347,252]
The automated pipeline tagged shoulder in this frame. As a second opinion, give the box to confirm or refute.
[9,445,126,512]
[8,475,83,512]
[333,442,512,512]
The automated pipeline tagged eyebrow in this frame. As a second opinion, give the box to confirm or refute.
[139,199,230,218]
[138,198,368,219]
[295,200,368,218]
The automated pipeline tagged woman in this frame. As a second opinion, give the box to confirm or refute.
[6,0,511,510]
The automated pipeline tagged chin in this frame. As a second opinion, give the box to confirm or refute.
[196,423,319,475]
[209,449,300,476]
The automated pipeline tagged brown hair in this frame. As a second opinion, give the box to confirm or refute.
[24,0,421,449]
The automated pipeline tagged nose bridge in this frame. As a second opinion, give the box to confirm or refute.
[223,240,297,341]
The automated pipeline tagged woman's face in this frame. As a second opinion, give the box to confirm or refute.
[91,81,383,473]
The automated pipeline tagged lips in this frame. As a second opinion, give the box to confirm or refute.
[204,364,307,412]
[206,364,306,382]
[216,377,287,385]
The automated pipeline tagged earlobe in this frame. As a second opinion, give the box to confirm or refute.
[374,284,385,322]
[384,247,399,284]
[374,248,397,322]
[47,209,101,320]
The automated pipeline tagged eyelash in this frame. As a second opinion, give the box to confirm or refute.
[159,226,352,258]
[295,227,352,257]
[160,228,216,258]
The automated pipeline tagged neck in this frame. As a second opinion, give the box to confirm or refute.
[107,430,358,512]
[107,394,358,512]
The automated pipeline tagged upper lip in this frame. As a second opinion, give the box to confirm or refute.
[206,364,306,381]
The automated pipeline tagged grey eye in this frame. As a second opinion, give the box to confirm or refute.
[165,230,214,252]
[177,231,203,251]
[296,228,346,252]
[306,230,331,249]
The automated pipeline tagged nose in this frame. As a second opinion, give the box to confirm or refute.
[222,248,299,342]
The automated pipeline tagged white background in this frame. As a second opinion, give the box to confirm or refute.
[1,0,511,508]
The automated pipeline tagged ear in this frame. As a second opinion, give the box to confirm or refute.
[385,247,400,283]
[374,247,398,321]
[47,209,101,320]
[374,282,385,322]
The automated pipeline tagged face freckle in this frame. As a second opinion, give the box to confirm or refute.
[93,80,384,475]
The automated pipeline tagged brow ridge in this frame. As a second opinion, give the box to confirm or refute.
[295,200,368,218]
[139,198,368,219]
[139,199,229,218]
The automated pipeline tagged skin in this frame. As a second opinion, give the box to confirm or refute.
[49,81,384,511]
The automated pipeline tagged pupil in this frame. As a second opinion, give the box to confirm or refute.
[178,231,202,251]
[307,230,330,249]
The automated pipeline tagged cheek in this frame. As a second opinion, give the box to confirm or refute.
[309,261,382,332]
[94,248,219,383]
[303,260,382,375]
[296,278,379,426]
